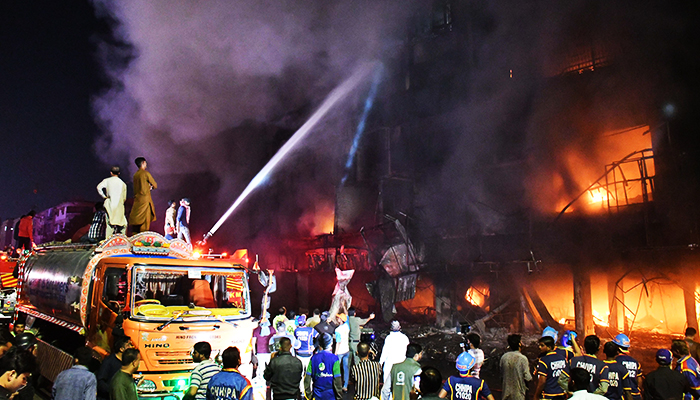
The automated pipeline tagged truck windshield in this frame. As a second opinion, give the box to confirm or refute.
[132,267,249,316]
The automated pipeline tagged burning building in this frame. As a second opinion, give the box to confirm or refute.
[260,0,700,340]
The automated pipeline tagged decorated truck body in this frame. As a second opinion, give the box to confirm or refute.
[15,232,256,399]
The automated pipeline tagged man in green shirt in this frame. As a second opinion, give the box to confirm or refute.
[389,343,422,400]
[110,348,141,400]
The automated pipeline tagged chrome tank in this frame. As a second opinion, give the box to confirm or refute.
[21,249,94,327]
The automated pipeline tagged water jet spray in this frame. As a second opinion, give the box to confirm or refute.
[202,62,379,242]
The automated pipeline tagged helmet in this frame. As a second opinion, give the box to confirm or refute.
[542,326,558,341]
[318,333,333,349]
[613,333,630,349]
[297,315,307,326]
[456,352,475,373]
[656,349,672,365]
[13,332,37,350]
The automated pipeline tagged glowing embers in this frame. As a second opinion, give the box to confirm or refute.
[465,283,490,308]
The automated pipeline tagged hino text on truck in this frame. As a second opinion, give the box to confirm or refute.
[14,232,257,400]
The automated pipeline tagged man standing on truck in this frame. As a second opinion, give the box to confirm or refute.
[16,211,35,252]
[97,336,132,400]
[177,198,192,244]
[184,342,221,400]
[129,157,158,234]
[97,165,128,236]
[109,348,141,400]
[51,346,97,400]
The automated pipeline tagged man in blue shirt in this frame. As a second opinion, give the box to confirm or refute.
[534,336,567,400]
[671,340,700,400]
[52,346,97,400]
[177,198,191,244]
[294,315,317,368]
[613,334,642,400]
[207,347,252,400]
[438,352,494,400]
[304,333,342,400]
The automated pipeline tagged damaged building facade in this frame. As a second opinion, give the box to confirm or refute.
[252,0,700,339]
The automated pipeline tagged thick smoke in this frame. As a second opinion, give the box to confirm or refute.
[91,1,421,253]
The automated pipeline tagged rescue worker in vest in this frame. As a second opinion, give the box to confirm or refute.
[613,334,642,400]
[294,315,316,368]
[558,335,609,394]
[602,341,633,400]
[389,343,422,400]
[305,333,342,400]
[438,352,494,400]
[534,336,567,400]
[671,339,700,400]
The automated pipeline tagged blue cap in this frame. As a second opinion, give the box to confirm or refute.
[297,315,307,326]
[656,349,672,365]
[613,333,630,348]
[456,352,475,373]
[542,326,558,341]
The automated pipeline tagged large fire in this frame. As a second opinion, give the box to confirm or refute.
[535,125,655,214]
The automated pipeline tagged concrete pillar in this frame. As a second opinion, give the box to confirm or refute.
[684,284,698,330]
[573,267,594,336]
[608,274,619,331]
[296,273,309,313]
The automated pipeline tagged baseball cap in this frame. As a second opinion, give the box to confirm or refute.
[456,352,475,373]
[656,349,672,365]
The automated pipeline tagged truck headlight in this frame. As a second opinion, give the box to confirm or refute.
[138,379,157,392]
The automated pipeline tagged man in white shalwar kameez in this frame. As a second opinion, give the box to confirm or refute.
[97,166,127,237]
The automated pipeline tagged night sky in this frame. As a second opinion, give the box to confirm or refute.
[0,1,108,219]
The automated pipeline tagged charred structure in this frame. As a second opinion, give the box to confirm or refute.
[265,0,700,337]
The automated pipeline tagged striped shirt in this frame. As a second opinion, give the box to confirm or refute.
[190,359,222,400]
[350,359,382,400]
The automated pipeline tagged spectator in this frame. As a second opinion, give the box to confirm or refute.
[177,198,191,244]
[389,343,422,400]
[314,312,336,337]
[129,157,158,234]
[466,333,484,378]
[350,342,382,400]
[273,307,289,330]
[568,368,607,400]
[164,200,178,240]
[264,337,303,400]
[12,333,37,355]
[294,314,317,369]
[16,211,35,252]
[269,321,299,356]
[284,310,298,335]
[348,308,374,366]
[418,367,442,400]
[602,342,632,400]
[0,347,37,400]
[183,342,221,400]
[335,312,351,392]
[643,348,689,400]
[207,347,253,400]
[559,335,609,394]
[500,334,532,400]
[10,333,38,400]
[438,352,494,400]
[109,348,141,400]
[613,334,642,400]
[685,328,700,362]
[534,336,567,400]
[305,333,342,400]
[380,321,409,400]
[671,339,700,400]
[83,202,107,243]
[252,316,276,379]
[97,165,127,236]
[52,346,97,400]
[97,336,133,400]
[307,309,322,329]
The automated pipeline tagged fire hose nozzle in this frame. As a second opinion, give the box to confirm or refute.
[200,232,213,245]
